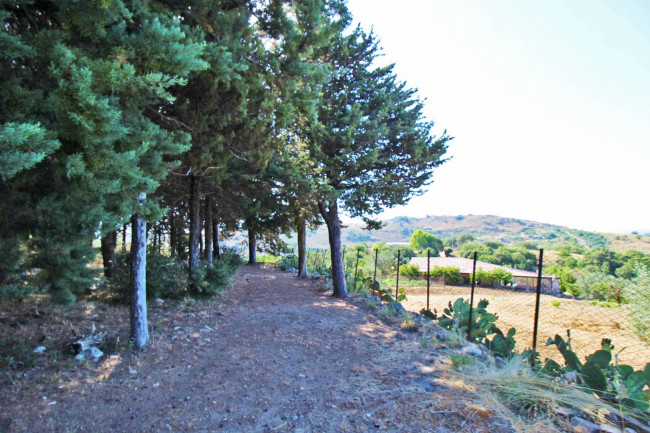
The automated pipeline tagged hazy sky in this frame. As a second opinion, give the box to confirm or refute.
[345,0,650,234]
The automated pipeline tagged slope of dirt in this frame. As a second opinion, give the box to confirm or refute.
[0,266,514,433]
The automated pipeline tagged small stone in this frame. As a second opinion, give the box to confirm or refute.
[155,298,164,304]
[599,424,623,433]
[571,416,600,433]
[33,346,46,354]
[461,345,483,358]
[435,331,447,341]
[47,401,57,406]
[88,346,103,361]
[199,326,212,333]
[297,373,306,378]
[173,326,181,331]
[153,382,160,388]
[128,369,138,375]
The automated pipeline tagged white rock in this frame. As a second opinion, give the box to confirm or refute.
[461,345,483,357]
[33,346,46,354]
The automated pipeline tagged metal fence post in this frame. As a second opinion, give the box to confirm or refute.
[467,252,478,341]
[395,249,401,301]
[426,249,431,311]
[531,248,544,366]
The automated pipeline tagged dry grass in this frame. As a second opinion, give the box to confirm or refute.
[402,284,650,369]
[455,356,622,433]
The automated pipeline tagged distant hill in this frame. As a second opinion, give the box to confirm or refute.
[303,214,650,253]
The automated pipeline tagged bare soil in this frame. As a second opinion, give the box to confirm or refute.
[0,266,514,433]
[402,284,650,369]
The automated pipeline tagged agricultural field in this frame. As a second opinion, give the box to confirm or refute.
[400,284,650,370]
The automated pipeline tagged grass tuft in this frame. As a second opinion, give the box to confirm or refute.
[454,355,622,433]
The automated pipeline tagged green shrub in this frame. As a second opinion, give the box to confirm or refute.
[399,263,421,278]
[146,250,187,299]
[429,266,462,285]
[624,264,650,343]
[278,254,298,271]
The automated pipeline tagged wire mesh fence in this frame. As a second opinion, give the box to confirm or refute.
[395,250,650,370]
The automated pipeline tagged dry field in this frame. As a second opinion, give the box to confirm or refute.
[401,284,650,370]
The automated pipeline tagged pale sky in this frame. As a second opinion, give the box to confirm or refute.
[345,0,650,234]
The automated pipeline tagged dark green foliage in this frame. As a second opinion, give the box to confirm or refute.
[0,0,207,300]
[278,254,298,271]
[544,333,650,413]
[429,266,463,285]
[460,242,537,271]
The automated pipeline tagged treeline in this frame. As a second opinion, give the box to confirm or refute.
[0,0,449,345]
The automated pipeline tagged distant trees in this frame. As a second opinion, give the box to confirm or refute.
[409,230,443,256]
[460,242,537,271]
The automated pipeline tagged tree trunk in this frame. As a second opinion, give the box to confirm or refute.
[130,209,149,349]
[318,201,348,298]
[101,231,118,279]
[213,217,220,260]
[248,228,257,265]
[169,209,176,258]
[204,196,213,268]
[122,223,127,252]
[297,220,307,278]
[189,175,201,286]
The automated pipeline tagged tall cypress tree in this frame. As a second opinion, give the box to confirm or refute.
[309,26,451,298]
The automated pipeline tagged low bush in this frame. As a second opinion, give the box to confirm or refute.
[429,266,462,285]
[399,264,421,278]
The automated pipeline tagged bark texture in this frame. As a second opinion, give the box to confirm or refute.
[100,230,117,279]
[318,202,348,298]
[130,211,149,348]
[297,220,307,278]
[248,228,257,265]
[204,196,213,267]
[189,175,201,283]
[213,218,220,260]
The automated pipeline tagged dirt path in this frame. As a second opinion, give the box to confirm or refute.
[1,266,514,433]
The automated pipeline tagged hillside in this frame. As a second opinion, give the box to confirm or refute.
[304,214,650,253]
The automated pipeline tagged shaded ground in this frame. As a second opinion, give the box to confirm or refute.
[0,266,514,433]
